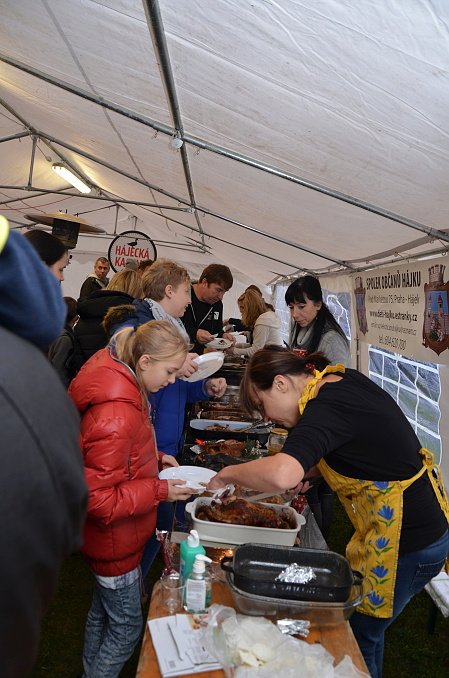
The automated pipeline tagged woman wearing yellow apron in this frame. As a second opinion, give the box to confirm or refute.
[208,346,449,678]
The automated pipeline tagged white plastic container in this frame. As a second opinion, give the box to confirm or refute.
[184,554,212,613]
[185,496,305,547]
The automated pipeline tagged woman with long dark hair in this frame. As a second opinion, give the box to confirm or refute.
[285,275,349,365]
[207,346,449,678]
[285,275,350,537]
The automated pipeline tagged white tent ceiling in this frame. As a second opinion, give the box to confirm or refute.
[1,0,449,287]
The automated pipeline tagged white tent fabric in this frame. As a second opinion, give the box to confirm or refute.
[1,1,449,504]
[1,0,449,294]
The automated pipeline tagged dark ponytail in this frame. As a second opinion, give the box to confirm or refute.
[239,345,330,415]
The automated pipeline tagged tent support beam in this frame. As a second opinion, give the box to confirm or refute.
[1,125,354,268]
[37,131,191,207]
[27,135,37,188]
[0,186,192,211]
[1,52,447,243]
[142,0,206,246]
[0,130,30,144]
[36,132,351,267]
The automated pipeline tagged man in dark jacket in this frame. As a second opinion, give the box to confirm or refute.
[0,217,87,678]
[78,256,110,301]
[181,263,235,354]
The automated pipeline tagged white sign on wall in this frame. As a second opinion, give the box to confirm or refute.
[108,231,157,272]
[352,258,449,364]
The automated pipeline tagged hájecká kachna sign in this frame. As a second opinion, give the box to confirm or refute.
[108,230,157,272]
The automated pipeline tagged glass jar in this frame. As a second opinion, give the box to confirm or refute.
[267,428,288,456]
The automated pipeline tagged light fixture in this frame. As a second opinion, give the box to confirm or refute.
[52,163,91,194]
[169,135,183,150]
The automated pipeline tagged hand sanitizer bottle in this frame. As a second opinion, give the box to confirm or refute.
[184,554,212,613]
[179,529,205,585]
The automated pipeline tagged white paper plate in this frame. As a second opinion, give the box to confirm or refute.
[206,337,232,350]
[158,465,216,490]
[182,352,224,382]
[190,419,253,432]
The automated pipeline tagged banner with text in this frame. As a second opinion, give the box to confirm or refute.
[352,258,449,364]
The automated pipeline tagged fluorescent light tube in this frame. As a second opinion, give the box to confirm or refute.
[52,164,91,194]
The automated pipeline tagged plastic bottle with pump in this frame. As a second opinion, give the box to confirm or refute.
[179,529,205,585]
[184,554,212,613]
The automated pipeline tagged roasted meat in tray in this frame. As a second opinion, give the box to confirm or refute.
[196,496,295,530]
[204,439,246,456]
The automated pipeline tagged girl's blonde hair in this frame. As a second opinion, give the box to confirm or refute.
[241,288,267,329]
[106,270,143,298]
[141,259,190,301]
[112,319,188,389]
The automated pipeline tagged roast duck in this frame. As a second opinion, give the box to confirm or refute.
[203,439,246,457]
[195,439,258,471]
[196,496,295,529]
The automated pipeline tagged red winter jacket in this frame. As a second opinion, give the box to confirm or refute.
[69,348,169,576]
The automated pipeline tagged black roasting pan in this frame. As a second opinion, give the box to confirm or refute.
[221,543,360,602]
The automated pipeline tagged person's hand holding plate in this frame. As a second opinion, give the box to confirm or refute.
[160,454,179,470]
[196,329,215,345]
[177,352,200,379]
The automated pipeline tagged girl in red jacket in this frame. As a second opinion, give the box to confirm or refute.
[69,319,194,678]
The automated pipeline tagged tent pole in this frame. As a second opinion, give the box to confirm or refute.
[0,131,30,144]
[0,186,191,211]
[142,0,206,247]
[27,135,37,188]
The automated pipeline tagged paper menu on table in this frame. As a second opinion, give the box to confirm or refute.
[147,614,221,677]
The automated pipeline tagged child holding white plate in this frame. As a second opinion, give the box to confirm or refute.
[102,259,226,581]
[69,320,195,678]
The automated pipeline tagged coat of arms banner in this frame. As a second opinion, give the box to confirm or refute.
[351,258,449,364]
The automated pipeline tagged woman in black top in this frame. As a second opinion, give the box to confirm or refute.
[208,347,449,678]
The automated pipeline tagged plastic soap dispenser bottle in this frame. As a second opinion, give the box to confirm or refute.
[184,554,212,613]
[179,529,206,585]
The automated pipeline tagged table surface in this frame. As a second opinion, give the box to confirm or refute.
[136,579,368,677]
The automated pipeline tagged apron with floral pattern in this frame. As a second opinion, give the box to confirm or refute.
[298,364,449,618]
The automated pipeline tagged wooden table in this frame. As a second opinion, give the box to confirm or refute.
[136,579,368,677]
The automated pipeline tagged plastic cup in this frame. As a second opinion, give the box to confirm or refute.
[160,572,185,614]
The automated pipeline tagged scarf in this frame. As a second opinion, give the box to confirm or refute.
[144,298,190,344]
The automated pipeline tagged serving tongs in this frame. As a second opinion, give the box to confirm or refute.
[210,483,235,506]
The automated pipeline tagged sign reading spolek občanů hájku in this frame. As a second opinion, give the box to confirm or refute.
[352,258,449,364]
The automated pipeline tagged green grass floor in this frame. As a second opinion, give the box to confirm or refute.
[33,500,449,677]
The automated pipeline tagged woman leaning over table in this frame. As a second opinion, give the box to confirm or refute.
[207,346,449,678]
[69,320,194,678]
[226,288,282,358]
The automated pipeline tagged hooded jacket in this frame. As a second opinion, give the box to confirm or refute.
[73,289,135,372]
[69,348,169,576]
[232,310,282,357]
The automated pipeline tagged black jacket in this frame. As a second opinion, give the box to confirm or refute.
[73,290,135,372]
[181,287,224,354]
[0,326,87,678]
[78,275,107,302]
